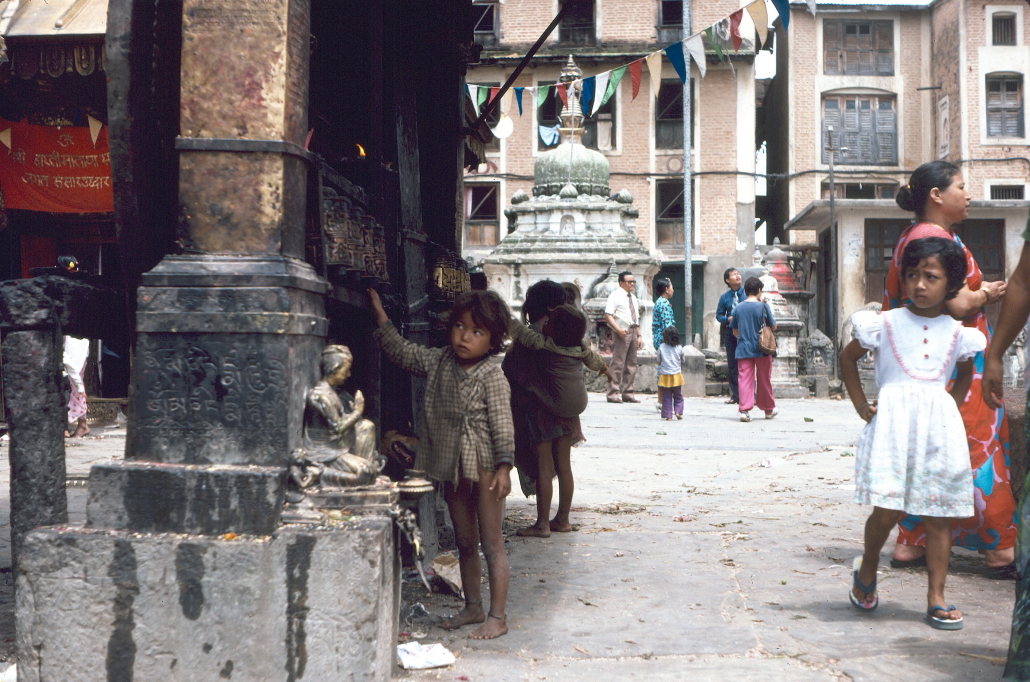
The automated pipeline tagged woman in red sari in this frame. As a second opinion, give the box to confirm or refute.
[883,160,1015,573]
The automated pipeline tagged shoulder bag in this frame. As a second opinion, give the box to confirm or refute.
[758,303,777,356]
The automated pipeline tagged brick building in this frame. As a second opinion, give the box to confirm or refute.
[463,0,761,341]
[767,0,1030,343]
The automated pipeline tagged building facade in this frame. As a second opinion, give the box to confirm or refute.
[767,0,1030,343]
[463,0,761,342]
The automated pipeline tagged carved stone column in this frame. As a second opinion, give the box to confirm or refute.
[91,0,327,535]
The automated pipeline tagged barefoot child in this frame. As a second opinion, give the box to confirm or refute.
[505,298,609,538]
[839,237,985,630]
[369,288,513,640]
[657,326,684,421]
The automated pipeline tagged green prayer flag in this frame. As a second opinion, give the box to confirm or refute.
[536,85,551,109]
[600,66,626,108]
[704,27,725,61]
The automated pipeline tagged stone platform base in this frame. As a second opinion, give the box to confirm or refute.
[585,348,706,398]
[17,520,398,682]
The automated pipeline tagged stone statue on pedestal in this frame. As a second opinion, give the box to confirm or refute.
[292,345,381,490]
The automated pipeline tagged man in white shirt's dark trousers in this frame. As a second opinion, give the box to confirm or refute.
[604,271,643,403]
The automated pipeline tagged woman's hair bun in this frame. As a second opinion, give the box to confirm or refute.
[895,184,917,212]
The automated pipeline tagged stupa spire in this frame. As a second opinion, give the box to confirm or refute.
[558,55,585,144]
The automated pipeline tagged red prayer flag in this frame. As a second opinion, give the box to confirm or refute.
[730,10,743,51]
[0,119,113,213]
[629,59,643,100]
[488,86,501,103]
[556,83,569,109]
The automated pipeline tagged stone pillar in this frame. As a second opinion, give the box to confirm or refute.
[0,277,120,568]
[1,330,66,567]
[92,0,327,535]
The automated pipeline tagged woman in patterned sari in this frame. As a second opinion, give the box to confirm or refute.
[883,160,1014,573]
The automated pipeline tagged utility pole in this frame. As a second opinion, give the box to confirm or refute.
[681,0,693,345]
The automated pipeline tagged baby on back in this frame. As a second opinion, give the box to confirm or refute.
[505,304,609,418]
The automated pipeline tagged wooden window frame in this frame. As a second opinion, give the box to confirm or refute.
[822,94,897,166]
[537,80,560,151]
[993,12,1016,46]
[955,219,1005,327]
[465,183,501,247]
[990,185,1025,200]
[655,179,689,247]
[655,78,694,150]
[986,74,1025,138]
[659,0,682,28]
[823,19,894,76]
[558,0,595,46]
[863,219,908,304]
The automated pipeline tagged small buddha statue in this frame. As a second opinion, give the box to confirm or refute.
[300,344,381,487]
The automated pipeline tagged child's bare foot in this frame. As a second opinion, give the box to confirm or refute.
[469,612,507,639]
[549,518,577,533]
[440,601,485,630]
[516,524,550,538]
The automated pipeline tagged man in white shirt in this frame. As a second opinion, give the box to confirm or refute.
[604,271,643,403]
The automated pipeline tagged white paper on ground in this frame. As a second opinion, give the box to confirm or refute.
[397,642,457,670]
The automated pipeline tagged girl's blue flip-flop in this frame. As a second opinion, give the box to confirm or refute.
[849,557,878,611]
[926,605,964,630]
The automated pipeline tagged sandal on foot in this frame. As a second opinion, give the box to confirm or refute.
[926,605,964,630]
[889,556,927,569]
[849,557,878,611]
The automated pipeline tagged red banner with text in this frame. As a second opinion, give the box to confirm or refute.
[0,119,113,213]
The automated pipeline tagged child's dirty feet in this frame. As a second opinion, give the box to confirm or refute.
[469,613,507,639]
[440,601,485,630]
[549,518,577,533]
[516,524,551,538]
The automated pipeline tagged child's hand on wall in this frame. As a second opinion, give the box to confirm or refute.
[368,289,389,327]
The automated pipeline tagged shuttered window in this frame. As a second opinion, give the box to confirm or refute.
[824,20,893,76]
[656,179,690,246]
[993,13,1016,46]
[559,1,594,45]
[656,79,684,149]
[465,183,500,246]
[822,95,897,165]
[986,75,1024,138]
[864,219,907,303]
[991,185,1025,200]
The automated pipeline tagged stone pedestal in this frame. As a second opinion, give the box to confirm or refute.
[16,520,399,682]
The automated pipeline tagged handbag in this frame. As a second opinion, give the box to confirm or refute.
[757,303,777,356]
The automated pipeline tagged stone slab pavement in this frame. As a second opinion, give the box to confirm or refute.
[398,394,1015,682]
[0,398,1016,680]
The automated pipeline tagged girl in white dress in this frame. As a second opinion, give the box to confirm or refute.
[839,237,986,630]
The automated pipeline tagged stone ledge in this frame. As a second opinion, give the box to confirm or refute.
[16,522,397,682]
[87,461,285,536]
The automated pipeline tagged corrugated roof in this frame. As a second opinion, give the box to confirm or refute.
[1,0,107,39]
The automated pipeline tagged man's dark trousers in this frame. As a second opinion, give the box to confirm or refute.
[724,326,740,402]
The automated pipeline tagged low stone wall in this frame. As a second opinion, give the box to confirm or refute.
[17,520,398,682]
